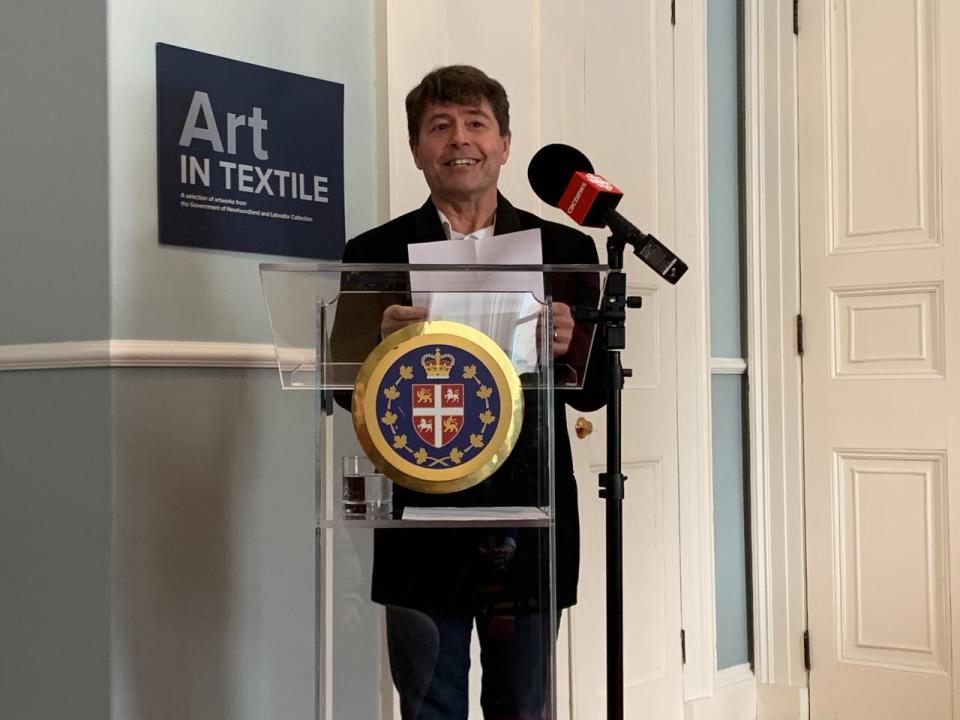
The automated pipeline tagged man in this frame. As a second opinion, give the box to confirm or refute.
[339,65,605,719]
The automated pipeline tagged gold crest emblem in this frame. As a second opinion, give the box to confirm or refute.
[352,321,523,494]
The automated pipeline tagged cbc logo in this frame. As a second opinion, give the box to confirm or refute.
[585,173,614,191]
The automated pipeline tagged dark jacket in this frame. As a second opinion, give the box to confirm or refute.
[338,193,606,610]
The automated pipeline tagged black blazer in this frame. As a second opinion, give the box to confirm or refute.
[338,194,606,610]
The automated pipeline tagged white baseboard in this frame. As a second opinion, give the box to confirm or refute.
[0,340,278,371]
[684,665,757,720]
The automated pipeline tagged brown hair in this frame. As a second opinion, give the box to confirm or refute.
[405,65,510,144]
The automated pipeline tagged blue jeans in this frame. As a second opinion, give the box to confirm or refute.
[385,605,555,719]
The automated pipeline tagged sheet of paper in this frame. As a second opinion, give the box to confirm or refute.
[401,506,548,522]
[407,227,544,292]
[407,229,544,371]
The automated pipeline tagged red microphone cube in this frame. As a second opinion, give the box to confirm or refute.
[557,171,623,227]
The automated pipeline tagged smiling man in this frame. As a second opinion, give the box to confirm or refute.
[408,88,510,234]
[339,65,606,719]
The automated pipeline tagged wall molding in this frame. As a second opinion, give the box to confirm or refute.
[0,340,278,371]
[711,357,749,374]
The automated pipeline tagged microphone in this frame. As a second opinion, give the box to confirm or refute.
[528,143,688,284]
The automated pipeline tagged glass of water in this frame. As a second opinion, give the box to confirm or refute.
[341,456,392,519]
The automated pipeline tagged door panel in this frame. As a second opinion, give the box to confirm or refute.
[560,0,683,716]
[799,1,958,717]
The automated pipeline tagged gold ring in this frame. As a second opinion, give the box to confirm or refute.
[553,329,559,342]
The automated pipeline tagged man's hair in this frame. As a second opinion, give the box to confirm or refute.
[405,65,510,144]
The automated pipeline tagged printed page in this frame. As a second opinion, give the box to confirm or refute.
[407,229,544,370]
[402,506,549,522]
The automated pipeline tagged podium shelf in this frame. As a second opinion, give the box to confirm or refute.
[318,505,551,529]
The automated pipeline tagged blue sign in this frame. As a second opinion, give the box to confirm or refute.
[156,43,344,258]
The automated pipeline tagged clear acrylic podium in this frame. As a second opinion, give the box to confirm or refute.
[260,261,605,719]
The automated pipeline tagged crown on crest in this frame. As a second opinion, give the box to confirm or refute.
[421,348,455,379]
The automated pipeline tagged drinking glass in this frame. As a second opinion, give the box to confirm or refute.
[341,456,392,518]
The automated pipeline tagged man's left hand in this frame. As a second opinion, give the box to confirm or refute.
[551,301,574,358]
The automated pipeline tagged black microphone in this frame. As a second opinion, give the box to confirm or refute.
[528,143,688,284]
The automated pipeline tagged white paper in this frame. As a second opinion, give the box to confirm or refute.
[407,229,545,370]
[401,506,548,522]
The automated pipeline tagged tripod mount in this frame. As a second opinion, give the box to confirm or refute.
[573,229,658,720]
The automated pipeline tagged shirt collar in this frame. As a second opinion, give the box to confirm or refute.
[436,209,495,242]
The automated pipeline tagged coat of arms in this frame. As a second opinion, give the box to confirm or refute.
[352,321,523,494]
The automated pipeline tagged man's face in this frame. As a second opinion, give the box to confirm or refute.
[410,100,511,205]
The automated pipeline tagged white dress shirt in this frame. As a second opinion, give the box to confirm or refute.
[437,209,495,242]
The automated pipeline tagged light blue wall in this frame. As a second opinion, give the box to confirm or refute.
[0,370,112,719]
[0,6,112,712]
[708,0,742,360]
[711,374,750,669]
[0,0,110,344]
[708,0,751,670]
[112,369,316,720]
[107,0,379,344]
[0,1,380,718]
[104,3,381,716]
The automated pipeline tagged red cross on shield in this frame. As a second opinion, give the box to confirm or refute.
[412,383,464,448]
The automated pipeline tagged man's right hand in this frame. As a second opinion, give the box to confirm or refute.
[381,305,428,339]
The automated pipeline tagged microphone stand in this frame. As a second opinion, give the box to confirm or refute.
[576,231,643,720]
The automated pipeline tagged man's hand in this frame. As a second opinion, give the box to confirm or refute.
[381,305,428,339]
[551,301,575,357]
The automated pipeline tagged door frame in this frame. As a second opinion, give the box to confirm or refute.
[674,0,808,716]
[741,0,808,713]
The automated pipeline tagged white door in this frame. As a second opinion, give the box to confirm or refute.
[557,1,684,718]
[381,2,683,717]
[799,1,960,717]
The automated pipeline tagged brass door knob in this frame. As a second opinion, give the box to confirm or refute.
[575,417,593,439]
